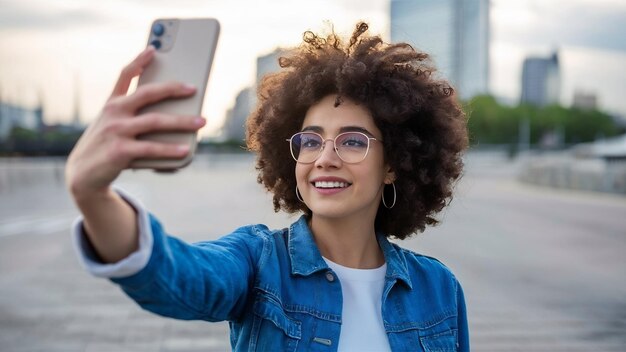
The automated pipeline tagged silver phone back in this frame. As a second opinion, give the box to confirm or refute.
[131,18,220,170]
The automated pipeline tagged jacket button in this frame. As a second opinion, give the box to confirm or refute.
[325,271,335,282]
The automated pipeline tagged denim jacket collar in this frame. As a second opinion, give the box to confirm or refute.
[376,232,413,290]
[288,215,328,276]
[287,215,412,289]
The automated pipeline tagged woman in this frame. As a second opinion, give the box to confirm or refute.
[67,22,469,351]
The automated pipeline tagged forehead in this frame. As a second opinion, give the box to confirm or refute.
[301,95,380,136]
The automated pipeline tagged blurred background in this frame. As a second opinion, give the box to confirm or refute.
[1,0,625,351]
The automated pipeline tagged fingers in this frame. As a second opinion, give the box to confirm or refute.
[110,46,156,98]
[119,81,197,113]
[125,113,206,136]
[121,140,192,161]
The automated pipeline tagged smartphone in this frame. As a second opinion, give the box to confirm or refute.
[130,18,220,171]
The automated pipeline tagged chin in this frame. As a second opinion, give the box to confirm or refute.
[308,202,368,221]
[308,206,351,220]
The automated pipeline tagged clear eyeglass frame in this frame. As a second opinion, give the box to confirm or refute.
[285,131,381,164]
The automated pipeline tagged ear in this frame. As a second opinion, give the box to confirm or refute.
[384,165,396,184]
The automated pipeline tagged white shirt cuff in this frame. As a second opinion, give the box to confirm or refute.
[71,187,154,279]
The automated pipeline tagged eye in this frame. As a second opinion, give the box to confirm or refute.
[343,139,366,147]
[338,133,368,148]
[300,135,322,149]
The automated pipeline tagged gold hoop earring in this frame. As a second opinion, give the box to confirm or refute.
[382,182,396,209]
[295,186,304,202]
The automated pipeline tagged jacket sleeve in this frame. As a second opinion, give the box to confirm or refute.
[111,214,264,322]
[456,279,470,351]
[72,188,264,323]
[71,188,154,278]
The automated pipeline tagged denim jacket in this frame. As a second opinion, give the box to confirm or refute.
[103,213,469,351]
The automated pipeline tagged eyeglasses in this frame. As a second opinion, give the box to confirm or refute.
[286,131,381,164]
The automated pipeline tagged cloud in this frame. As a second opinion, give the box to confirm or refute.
[0,1,110,31]
[493,1,626,53]
[559,7,626,52]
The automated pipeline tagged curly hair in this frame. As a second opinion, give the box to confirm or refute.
[246,22,468,239]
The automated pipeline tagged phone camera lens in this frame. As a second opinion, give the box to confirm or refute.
[152,23,165,36]
[150,39,162,49]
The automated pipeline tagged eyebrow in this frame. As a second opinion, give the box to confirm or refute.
[301,125,375,137]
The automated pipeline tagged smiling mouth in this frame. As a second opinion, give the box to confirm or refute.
[312,181,352,189]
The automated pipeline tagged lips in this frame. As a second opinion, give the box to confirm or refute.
[310,177,352,190]
[314,181,350,188]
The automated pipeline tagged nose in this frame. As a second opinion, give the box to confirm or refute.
[315,139,342,168]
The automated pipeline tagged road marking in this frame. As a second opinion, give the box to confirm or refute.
[0,212,77,238]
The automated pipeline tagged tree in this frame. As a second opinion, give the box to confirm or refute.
[465,95,623,148]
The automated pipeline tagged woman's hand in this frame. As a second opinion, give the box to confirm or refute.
[65,46,206,202]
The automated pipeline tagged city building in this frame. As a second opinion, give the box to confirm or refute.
[221,87,253,142]
[222,48,288,141]
[390,0,490,100]
[0,101,44,141]
[520,52,560,107]
[572,90,598,110]
[256,48,287,85]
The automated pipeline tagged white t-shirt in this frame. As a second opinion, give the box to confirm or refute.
[323,257,392,352]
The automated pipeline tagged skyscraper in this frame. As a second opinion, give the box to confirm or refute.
[221,48,288,141]
[222,87,253,142]
[390,0,490,100]
[256,48,287,85]
[520,52,560,107]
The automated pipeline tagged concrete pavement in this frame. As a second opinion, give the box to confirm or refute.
[1,152,625,351]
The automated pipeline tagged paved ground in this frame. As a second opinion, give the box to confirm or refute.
[1,152,625,351]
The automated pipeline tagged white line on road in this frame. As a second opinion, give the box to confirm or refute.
[0,212,77,238]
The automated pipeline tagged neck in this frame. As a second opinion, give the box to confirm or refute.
[309,213,384,269]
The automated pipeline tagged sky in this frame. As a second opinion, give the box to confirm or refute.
[0,0,625,138]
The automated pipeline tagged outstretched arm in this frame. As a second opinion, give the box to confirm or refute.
[65,47,205,263]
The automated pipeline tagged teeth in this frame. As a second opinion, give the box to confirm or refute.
[314,181,349,188]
